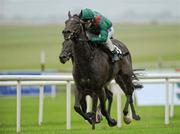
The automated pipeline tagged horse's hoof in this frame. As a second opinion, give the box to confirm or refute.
[86,112,94,118]
[132,114,141,120]
[108,118,117,127]
[96,111,103,123]
[85,116,92,125]
[123,115,132,124]
[87,118,92,124]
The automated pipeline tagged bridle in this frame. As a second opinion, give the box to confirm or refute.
[62,16,89,42]
[62,16,95,60]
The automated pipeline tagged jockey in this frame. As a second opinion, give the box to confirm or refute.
[78,8,121,62]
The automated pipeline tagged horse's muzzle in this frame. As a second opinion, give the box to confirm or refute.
[59,55,69,64]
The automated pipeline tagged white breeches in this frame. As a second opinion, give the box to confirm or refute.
[106,26,115,51]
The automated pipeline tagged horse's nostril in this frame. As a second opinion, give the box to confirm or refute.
[59,54,67,60]
[60,55,66,59]
[59,54,64,58]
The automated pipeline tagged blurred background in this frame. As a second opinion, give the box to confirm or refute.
[0,0,179,71]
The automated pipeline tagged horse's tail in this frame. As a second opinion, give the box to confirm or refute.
[132,69,144,89]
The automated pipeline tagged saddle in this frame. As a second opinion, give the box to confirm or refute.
[111,39,129,57]
[91,38,129,61]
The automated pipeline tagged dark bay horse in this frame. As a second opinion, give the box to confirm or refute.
[60,40,114,122]
[59,37,142,125]
[59,40,142,122]
[60,13,141,129]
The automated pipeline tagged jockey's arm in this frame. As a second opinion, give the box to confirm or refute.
[91,30,108,43]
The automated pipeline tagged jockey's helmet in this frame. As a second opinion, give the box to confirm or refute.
[80,8,94,21]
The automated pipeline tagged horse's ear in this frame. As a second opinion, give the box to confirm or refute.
[68,11,71,19]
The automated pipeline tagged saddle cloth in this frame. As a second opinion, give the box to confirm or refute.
[113,44,122,55]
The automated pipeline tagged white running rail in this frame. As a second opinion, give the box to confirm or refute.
[0,73,180,132]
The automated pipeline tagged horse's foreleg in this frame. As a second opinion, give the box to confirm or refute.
[95,87,112,124]
[104,86,113,115]
[91,92,98,130]
[123,97,129,116]
[98,89,117,127]
[80,95,87,113]
[74,89,92,124]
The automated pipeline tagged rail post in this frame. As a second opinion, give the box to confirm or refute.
[16,80,21,133]
[66,81,71,129]
[38,85,44,126]
[165,78,169,125]
[170,83,174,118]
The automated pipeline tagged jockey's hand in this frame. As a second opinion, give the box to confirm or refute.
[84,20,92,29]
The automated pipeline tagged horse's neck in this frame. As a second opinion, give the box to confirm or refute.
[72,33,92,66]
